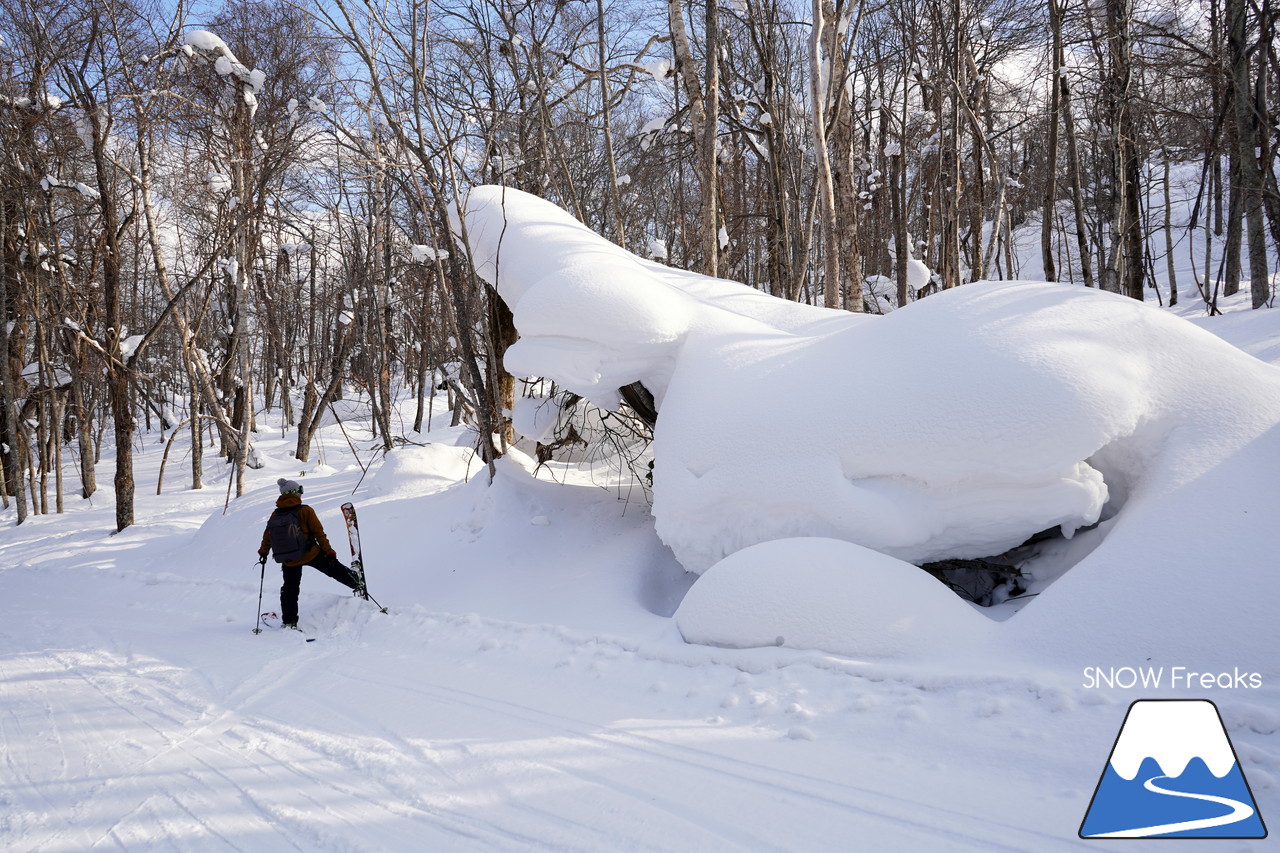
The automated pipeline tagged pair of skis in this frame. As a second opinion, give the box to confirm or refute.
[341,501,388,614]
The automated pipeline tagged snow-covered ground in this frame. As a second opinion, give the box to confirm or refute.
[5,396,1276,852]
[3,189,1279,849]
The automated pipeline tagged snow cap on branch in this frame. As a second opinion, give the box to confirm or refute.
[182,29,265,117]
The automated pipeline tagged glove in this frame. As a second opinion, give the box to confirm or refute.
[257,551,268,563]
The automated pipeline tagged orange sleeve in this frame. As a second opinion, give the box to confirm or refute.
[302,505,335,555]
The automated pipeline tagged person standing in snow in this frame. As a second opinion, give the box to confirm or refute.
[257,479,364,628]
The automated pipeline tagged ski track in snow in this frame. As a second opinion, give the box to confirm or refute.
[0,557,1123,852]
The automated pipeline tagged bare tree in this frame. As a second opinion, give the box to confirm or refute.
[1227,0,1271,307]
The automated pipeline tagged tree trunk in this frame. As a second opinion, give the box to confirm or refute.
[891,144,909,306]
[702,0,721,276]
[1103,0,1143,299]
[74,80,136,532]
[1228,0,1271,307]
[1163,155,1179,306]
[72,367,97,498]
[1060,56,1095,287]
[598,0,627,246]
[940,0,966,289]
[1224,143,1243,295]
[1042,0,1064,281]
[809,0,842,308]
[667,0,718,275]
[826,0,864,311]
[0,201,27,523]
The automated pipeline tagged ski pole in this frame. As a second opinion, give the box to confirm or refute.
[252,557,266,634]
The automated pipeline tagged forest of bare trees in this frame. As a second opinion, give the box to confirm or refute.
[1,0,1276,530]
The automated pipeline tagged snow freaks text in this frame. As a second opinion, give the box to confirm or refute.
[1082,667,1263,690]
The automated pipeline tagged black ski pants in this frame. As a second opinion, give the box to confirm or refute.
[280,553,361,624]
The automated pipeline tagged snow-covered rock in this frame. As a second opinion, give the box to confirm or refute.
[459,185,1280,669]
[675,537,990,659]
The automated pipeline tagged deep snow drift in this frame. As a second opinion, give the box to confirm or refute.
[674,537,991,661]
[461,186,1280,671]
[0,187,1276,852]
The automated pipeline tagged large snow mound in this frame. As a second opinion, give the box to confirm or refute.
[675,537,992,660]
[461,186,1280,668]
[458,186,847,412]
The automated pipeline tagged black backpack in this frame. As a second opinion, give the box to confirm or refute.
[266,506,310,563]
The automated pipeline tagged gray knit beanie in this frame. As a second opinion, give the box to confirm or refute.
[278,478,303,495]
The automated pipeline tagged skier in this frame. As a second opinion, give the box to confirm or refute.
[257,478,364,628]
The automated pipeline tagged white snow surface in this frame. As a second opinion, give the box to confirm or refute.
[675,537,991,660]
[183,29,233,55]
[458,185,842,414]
[2,187,1278,851]
[4,387,1276,851]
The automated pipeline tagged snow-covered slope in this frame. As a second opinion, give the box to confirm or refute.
[3,387,1277,851]
[1,187,1276,850]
